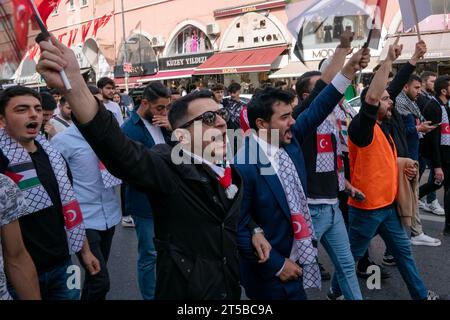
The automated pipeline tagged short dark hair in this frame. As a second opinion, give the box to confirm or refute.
[407,74,422,85]
[143,82,171,102]
[275,80,287,88]
[168,90,214,129]
[435,75,450,97]
[295,71,321,99]
[50,88,61,96]
[88,85,101,96]
[40,92,57,111]
[0,86,41,115]
[211,83,225,92]
[228,82,241,94]
[97,77,115,89]
[247,87,294,131]
[421,71,437,82]
[59,96,68,106]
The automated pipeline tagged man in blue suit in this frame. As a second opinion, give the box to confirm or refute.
[121,82,172,300]
[235,48,370,300]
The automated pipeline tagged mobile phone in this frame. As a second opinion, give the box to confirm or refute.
[344,189,366,201]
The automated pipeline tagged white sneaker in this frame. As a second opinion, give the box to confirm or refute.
[428,200,445,216]
[418,200,430,211]
[411,233,442,247]
[121,215,135,228]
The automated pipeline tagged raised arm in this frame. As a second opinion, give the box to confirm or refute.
[293,48,371,143]
[349,44,402,147]
[36,35,174,193]
[387,41,426,99]
[293,31,354,118]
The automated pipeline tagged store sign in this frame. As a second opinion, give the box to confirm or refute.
[222,68,238,74]
[114,61,158,78]
[214,0,286,18]
[159,52,213,71]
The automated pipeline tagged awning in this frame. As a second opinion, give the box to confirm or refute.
[138,68,195,83]
[269,61,320,79]
[380,32,450,63]
[269,57,380,79]
[194,46,287,75]
[113,76,141,89]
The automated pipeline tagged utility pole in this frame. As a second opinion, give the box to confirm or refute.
[121,0,129,93]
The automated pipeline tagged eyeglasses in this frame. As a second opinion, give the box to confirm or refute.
[179,109,230,129]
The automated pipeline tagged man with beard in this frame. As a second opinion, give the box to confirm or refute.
[48,96,72,138]
[421,75,450,237]
[235,47,370,300]
[121,82,172,300]
[97,77,124,126]
[395,75,441,247]
[416,72,445,216]
[347,44,444,300]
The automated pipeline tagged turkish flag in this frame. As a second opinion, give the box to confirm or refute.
[291,214,311,241]
[317,134,333,153]
[441,123,450,135]
[35,0,61,26]
[63,200,83,230]
[364,0,388,25]
[12,0,33,51]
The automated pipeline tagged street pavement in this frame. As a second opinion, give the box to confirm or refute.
[97,190,450,300]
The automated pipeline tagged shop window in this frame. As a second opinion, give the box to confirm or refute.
[167,25,213,56]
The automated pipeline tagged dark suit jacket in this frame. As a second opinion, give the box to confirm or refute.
[121,111,170,218]
[75,102,242,300]
[235,83,344,299]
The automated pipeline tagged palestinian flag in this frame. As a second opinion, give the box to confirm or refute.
[5,162,41,190]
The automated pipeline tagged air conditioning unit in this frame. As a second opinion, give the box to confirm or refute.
[151,36,166,47]
[206,23,220,36]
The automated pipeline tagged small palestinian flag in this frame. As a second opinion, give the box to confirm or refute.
[5,162,41,191]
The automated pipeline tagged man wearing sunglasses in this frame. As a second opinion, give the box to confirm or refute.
[36,35,269,300]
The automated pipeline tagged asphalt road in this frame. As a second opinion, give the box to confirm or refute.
[96,189,450,300]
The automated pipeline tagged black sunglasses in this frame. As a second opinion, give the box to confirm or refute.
[179,109,230,129]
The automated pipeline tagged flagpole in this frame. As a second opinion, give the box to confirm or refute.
[28,0,72,90]
[410,0,422,41]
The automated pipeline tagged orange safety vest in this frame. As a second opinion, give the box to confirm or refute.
[348,124,398,210]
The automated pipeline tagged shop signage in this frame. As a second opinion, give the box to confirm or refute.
[114,61,158,78]
[159,52,213,71]
[214,0,286,18]
[222,68,238,74]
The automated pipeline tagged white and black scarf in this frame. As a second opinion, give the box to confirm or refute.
[0,129,85,255]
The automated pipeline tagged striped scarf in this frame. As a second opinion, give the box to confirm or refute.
[0,129,85,255]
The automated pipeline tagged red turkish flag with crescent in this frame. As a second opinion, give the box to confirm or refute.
[35,0,61,26]
[63,200,83,230]
[291,214,311,240]
[317,134,333,154]
[441,123,450,135]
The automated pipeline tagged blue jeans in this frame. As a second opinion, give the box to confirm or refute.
[309,203,362,300]
[133,215,157,300]
[347,205,428,300]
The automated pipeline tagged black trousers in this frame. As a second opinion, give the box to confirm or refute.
[77,227,115,300]
[419,161,450,230]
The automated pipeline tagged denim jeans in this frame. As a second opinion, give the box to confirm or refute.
[133,215,157,300]
[347,205,428,300]
[309,202,362,300]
